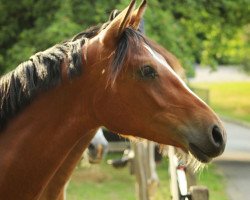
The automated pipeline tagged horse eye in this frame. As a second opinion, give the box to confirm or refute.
[138,65,158,79]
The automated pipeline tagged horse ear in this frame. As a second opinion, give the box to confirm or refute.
[130,0,147,29]
[100,0,136,45]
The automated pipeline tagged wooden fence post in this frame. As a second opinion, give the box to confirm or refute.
[132,142,148,200]
[168,146,179,200]
[146,141,159,199]
[190,186,209,200]
[132,141,159,200]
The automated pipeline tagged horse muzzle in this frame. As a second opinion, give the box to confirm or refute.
[188,124,226,163]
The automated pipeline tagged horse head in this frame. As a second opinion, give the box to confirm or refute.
[82,0,226,163]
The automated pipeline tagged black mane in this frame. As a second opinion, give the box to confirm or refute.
[0,13,116,131]
[0,10,148,130]
[0,38,86,130]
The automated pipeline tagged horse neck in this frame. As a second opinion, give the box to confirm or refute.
[38,133,95,200]
[37,39,110,200]
[0,60,98,199]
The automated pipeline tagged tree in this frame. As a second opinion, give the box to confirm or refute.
[0,0,249,76]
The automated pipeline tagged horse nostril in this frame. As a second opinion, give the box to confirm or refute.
[211,125,223,147]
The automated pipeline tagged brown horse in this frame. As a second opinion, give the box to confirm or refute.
[38,39,191,200]
[0,1,226,199]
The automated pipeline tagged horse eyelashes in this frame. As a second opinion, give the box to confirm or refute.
[138,65,158,79]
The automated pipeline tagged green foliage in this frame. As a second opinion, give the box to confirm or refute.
[0,0,61,73]
[161,0,250,70]
[241,25,250,74]
[0,0,249,76]
[242,56,250,74]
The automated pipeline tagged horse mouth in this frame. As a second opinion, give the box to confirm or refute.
[189,143,212,163]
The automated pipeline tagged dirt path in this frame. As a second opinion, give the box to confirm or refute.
[215,121,250,200]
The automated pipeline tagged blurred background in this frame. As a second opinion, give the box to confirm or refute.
[1,0,249,77]
[0,0,249,200]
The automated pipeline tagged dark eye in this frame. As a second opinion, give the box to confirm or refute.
[138,65,158,79]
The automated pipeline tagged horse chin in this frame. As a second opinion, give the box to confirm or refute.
[189,143,212,163]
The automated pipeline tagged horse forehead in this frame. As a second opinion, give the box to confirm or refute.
[143,44,185,81]
[144,44,208,106]
[144,44,173,71]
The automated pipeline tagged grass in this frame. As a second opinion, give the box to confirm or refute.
[67,153,136,200]
[197,164,228,200]
[67,153,228,200]
[191,82,250,124]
